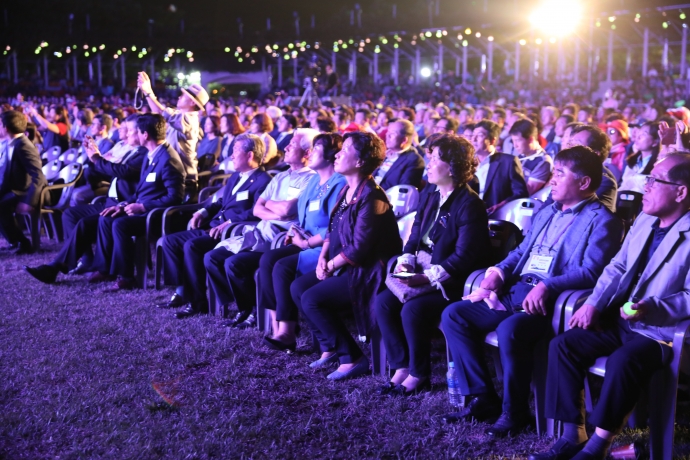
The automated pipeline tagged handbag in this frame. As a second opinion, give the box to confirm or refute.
[384,251,437,303]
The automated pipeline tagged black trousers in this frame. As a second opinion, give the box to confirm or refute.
[160,229,217,302]
[441,292,551,414]
[290,271,363,365]
[204,249,263,313]
[51,203,105,270]
[375,288,454,378]
[545,318,666,432]
[0,193,30,247]
[93,214,148,278]
[204,247,236,307]
[258,245,302,322]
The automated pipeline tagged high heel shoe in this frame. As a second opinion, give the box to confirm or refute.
[388,379,431,396]
[263,336,296,353]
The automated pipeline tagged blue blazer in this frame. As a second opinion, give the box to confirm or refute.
[203,168,272,227]
[375,149,426,190]
[92,146,148,203]
[133,143,186,211]
[496,197,623,298]
[482,153,529,208]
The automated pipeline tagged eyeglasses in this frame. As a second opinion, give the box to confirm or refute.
[644,176,684,187]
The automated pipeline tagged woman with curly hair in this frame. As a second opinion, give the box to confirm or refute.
[376,134,491,395]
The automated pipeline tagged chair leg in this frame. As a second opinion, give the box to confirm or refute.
[369,325,387,377]
[53,211,64,243]
[649,366,678,460]
[206,273,220,317]
[532,340,549,436]
[134,238,147,289]
[154,242,163,290]
[30,213,41,251]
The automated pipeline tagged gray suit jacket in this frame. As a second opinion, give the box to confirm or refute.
[587,212,690,342]
[496,197,623,298]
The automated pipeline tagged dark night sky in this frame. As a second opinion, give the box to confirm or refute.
[1,0,684,70]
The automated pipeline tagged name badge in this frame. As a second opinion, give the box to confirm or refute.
[146,172,156,182]
[108,178,118,199]
[236,191,249,201]
[308,199,320,212]
[526,255,553,274]
[287,186,301,200]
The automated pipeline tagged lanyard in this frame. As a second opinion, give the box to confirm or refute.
[538,212,575,253]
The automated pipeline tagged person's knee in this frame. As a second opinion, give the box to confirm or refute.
[441,302,467,330]
[204,251,222,271]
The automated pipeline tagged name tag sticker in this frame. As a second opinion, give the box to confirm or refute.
[236,191,249,201]
[146,172,156,182]
[108,178,118,199]
[287,186,301,200]
[309,199,320,212]
[526,255,553,274]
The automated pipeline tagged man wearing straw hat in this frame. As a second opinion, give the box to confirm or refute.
[137,71,209,200]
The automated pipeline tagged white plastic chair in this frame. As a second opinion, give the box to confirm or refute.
[489,198,544,236]
[386,185,420,218]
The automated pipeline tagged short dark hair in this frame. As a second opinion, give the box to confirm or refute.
[460,106,475,117]
[493,107,506,120]
[281,114,298,130]
[438,116,459,133]
[562,103,580,115]
[399,108,415,121]
[313,133,343,164]
[558,114,575,125]
[554,146,603,192]
[0,110,27,135]
[94,113,113,130]
[78,108,93,126]
[579,105,595,116]
[136,114,166,142]
[428,134,476,186]
[666,152,690,188]
[571,125,611,162]
[477,106,493,119]
[355,108,373,121]
[124,113,139,124]
[316,117,337,133]
[509,118,538,140]
[343,131,385,177]
[474,120,500,142]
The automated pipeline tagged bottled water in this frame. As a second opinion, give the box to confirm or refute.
[446,361,461,407]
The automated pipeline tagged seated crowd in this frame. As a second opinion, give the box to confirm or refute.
[3,76,690,460]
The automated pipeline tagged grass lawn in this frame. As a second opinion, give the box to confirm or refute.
[1,241,689,459]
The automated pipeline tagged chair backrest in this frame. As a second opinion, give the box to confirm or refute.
[489,198,543,235]
[53,164,83,208]
[60,148,79,164]
[44,146,62,162]
[530,185,552,202]
[615,190,643,226]
[197,154,216,172]
[76,153,89,164]
[396,211,417,247]
[198,185,223,203]
[386,185,420,218]
[487,219,521,265]
[271,231,289,250]
[42,159,63,182]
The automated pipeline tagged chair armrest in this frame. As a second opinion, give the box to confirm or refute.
[463,269,487,297]
[271,231,288,250]
[145,208,165,244]
[161,203,203,236]
[209,174,233,187]
[562,289,593,331]
[387,255,400,274]
[221,221,256,240]
[672,318,690,355]
[91,195,107,206]
[551,290,577,336]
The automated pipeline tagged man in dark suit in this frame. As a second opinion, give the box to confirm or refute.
[374,120,426,190]
[24,115,148,283]
[0,110,47,254]
[159,133,272,317]
[275,114,296,155]
[91,114,186,290]
[470,120,529,214]
[441,147,623,439]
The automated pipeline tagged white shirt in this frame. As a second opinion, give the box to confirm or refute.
[232,167,258,195]
[374,149,405,185]
[475,151,494,199]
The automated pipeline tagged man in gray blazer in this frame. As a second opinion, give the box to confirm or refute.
[530,152,690,460]
[441,146,623,439]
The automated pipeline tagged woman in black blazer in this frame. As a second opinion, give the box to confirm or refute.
[290,132,402,381]
[375,134,491,395]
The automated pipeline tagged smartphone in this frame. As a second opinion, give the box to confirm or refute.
[392,272,416,279]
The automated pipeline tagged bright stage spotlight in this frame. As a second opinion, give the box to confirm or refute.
[420,67,432,78]
[529,0,583,37]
